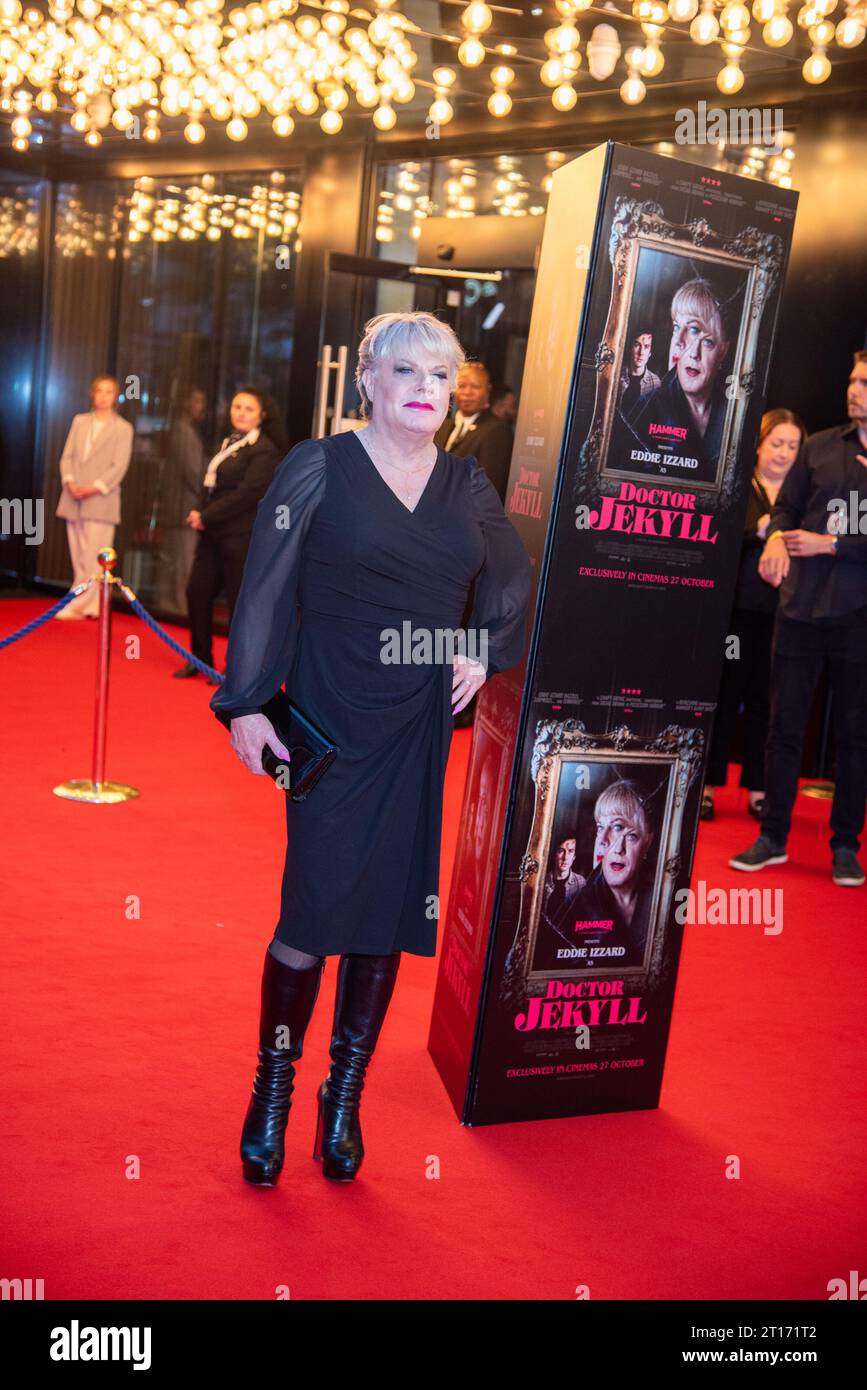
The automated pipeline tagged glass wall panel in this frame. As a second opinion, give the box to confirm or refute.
[371,136,798,408]
[35,167,302,621]
[0,170,45,581]
[35,180,124,588]
[373,139,798,263]
[115,168,302,616]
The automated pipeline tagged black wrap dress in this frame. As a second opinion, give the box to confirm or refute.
[210,428,532,957]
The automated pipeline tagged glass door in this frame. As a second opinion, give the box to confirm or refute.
[314,252,498,434]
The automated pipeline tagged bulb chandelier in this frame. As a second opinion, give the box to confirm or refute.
[0,0,863,150]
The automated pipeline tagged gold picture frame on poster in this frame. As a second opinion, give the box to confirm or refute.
[500,720,705,1006]
[583,199,785,497]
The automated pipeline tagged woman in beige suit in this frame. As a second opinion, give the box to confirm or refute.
[55,375,134,619]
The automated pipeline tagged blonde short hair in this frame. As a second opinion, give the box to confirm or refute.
[594,780,651,838]
[671,279,727,344]
[355,311,466,419]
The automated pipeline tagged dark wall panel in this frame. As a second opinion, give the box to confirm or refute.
[767,97,867,432]
[0,172,45,581]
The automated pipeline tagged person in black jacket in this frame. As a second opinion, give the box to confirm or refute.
[434,361,514,504]
[174,386,288,681]
[435,360,516,726]
[702,409,804,821]
[730,351,867,887]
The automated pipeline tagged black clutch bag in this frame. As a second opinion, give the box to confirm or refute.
[215,687,338,802]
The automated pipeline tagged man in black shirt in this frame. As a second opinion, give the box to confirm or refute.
[731,351,867,886]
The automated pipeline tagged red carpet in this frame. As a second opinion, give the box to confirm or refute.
[1,596,864,1300]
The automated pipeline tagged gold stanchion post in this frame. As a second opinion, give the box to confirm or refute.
[53,547,140,804]
[800,782,835,801]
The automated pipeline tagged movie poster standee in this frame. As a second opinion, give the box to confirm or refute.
[428,141,798,1126]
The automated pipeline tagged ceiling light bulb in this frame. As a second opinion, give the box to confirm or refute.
[545,21,580,52]
[720,2,751,28]
[640,39,665,75]
[691,9,720,41]
[457,37,485,66]
[808,18,836,41]
[763,12,794,40]
[551,81,577,109]
[429,96,454,123]
[373,102,396,129]
[620,72,647,103]
[717,59,744,91]
[836,15,866,44]
[462,2,493,33]
[487,89,512,116]
[540,57,565,85]
[802,45,831,79]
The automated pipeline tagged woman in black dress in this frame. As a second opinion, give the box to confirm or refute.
[210,311,532,1184]
[174,386,288,682]
[702,408,805,820]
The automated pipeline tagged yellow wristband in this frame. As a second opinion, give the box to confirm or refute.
[766,530,785,543]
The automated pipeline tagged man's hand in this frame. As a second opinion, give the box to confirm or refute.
[186,509,205,531]
[758,533,790,587]
[781,529,836,558]
[229,713,291,777]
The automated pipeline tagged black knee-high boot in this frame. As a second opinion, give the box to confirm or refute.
[241,948,325,1186]
[312,951,401,1182]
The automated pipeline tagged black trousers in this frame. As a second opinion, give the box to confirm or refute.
[185,528,250,667]
[706,607,775,790]
[762,611,867,853]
